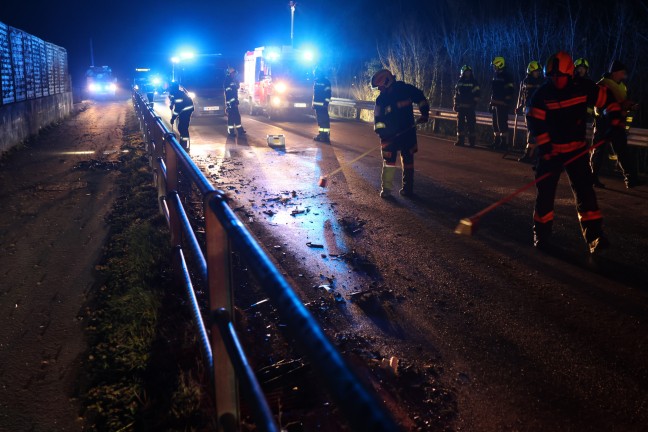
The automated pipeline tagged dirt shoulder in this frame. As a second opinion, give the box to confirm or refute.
[0,100,127,431]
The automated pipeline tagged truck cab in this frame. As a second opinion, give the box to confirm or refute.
[86,66,117,98]
[175,54,227,117]
[240,46,314,120]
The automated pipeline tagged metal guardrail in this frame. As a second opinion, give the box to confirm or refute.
[329,97,648,171]
[131,91,400,432]
[329,97,648,148]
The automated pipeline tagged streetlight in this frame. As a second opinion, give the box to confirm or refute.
[289,1,297,47]
[171,56,180,81]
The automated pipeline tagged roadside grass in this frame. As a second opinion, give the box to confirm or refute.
[82,111,215,431]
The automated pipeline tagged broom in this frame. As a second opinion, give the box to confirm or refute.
[318,124,419,188]
[454,139,607,235]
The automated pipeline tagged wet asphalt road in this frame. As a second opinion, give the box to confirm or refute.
[155,100,648,431]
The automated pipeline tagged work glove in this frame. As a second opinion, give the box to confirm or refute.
[488,104,494,113]
[170,114,177,125]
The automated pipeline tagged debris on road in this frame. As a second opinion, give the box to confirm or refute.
[306,242,324,248]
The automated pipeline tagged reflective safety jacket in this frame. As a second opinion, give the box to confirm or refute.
[518,74,544,109]
[490,69,515,107]
[526,79,613,156]
[312,77,331,107]
[374,81,430,141]
[596,75,633,130]
[454,76,480,110]
[224,76,240,107]
[169,88,194,116]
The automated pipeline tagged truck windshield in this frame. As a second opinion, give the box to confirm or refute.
[177,55,227,93]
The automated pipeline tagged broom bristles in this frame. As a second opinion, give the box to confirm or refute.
[454,218,476,236]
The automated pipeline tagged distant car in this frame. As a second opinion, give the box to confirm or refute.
[86,65,117,98]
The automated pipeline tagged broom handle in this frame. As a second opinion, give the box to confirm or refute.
[470,139,605,220]
[324,124,418,178]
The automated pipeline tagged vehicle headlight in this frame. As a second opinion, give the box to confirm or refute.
[271,96,281,106]
[275,82,287,93]
[109,83,117,91]
[187,91,196,99]
[88,83,98,92]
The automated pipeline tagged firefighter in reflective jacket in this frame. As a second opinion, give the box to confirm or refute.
[490,56,515,149]
[590,60,642,189]
[372,69,429,198]
[168,81,194,150]
[526,51,613,254]
[517,61,544,163]
[312,67,332,143]
[224,67,246,137]
[453,65,480,147]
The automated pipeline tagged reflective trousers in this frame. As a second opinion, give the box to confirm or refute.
[534,148,603,244]
[591,123,638,182]
[315,105,330,133]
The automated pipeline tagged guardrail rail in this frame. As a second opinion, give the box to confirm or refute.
[132,91,400,432]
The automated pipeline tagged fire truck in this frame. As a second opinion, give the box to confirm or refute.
[239,46,314,119]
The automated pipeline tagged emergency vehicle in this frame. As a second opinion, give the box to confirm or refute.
[86,66,117,98]
[240,46,314,119]
[175,54,228,117]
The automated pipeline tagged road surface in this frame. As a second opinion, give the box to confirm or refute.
[157,99,648,431]
[0,102,124,431]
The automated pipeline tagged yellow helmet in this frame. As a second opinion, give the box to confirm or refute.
[371,69,395,89]
[527,61,541,74]
[574,58,589,69]
[460,65,472,75]
[492,56,505,69]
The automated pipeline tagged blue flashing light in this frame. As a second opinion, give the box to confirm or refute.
[302,50,314,62]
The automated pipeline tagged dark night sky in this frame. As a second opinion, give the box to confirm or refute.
[0,0,374,86]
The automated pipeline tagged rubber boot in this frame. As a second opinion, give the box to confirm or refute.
[490,134,501,149]
[518,145,536,163]
[314,132,330,143]
[500,132,509,150]
[380,163,397,198]
[580,219,609,254]
[468,134,476,147]
[454,134,465,146]
[400,168,414,196]
[533,221,553,251]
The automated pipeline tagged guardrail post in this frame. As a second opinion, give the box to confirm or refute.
[204,191,239,431]
[165,138,182,247]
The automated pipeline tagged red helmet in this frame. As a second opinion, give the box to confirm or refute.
[371,69,395,89]
[544,51,575,77]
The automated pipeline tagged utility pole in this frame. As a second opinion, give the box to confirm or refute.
[289,1,297,47]
[89,38,94,67]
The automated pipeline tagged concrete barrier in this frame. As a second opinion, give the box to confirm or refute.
[0,92,73,155]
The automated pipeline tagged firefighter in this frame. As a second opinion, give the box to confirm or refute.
[224,67,246,137]
[453,65,480,147]
[372,69,429,198]
[526,51,612,254]
[168,81,194,150]
[590,60,642,189]
[312,67,332,143]
[574,58,592,81]
[489,56,515,149]
[517,61,544,163]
